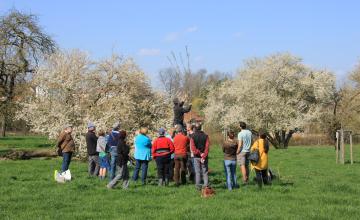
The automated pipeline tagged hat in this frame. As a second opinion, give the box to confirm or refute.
[87,122,95,129]
[158,128,166,136]
[112,121,121,130]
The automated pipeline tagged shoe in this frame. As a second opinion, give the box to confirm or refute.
[158,179,163,186]
[54,170,58,181]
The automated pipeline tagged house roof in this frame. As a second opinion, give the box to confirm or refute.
[184,110,204,123]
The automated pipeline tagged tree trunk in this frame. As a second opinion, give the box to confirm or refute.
[250,129,294,149]
[0,115,6,137]
[273,130,294,149]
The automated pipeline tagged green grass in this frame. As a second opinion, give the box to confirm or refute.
[0,136,54,155]
[0,139,360,219]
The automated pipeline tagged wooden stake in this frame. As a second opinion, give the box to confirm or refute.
[341,129,345,164]
[350,133,353,165]
[336,131,339,164]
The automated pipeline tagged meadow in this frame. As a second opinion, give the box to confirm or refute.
[0,136,360,219]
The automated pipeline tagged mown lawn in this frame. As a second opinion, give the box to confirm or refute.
[0,137,360,219]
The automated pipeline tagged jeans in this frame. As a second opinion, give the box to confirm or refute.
[132,159,149,184]
[187,156,195,182]
[224,160,237,190]
[109,146,118,180]
[155,154,171,182]
[107,164,129,189]
[88,155,100,176]
[174,155,187,185]
[193,157,209,188]
[169,158,175,181]
[255,169,269,188]
[61,152,72,172]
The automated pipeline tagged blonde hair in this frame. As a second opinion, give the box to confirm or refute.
[140,127,148,135]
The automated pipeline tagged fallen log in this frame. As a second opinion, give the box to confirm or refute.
[2,149,58,160]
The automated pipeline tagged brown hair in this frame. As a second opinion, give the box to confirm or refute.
[227,131,235,139]
[98,130,105,136]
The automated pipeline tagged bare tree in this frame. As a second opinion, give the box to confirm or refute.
[158,68,182,98]
[0,9,56,136]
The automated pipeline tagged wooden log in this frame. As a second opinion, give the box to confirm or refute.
[336,131,339,164]
[350,134,353,165]
[2,149,58,160]
[341,129,345,164]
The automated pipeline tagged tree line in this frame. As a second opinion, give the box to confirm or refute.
[1,9,360,151]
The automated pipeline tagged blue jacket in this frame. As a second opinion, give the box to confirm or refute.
[134,134,152,161]
[107,130,120,147]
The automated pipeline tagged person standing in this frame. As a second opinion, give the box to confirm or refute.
[236,121,252,184]
[56,125,75,173]
[166,127,176,182]
[222,131,238,190]
[97,130,109,180]
[132,127,152,185]
[107,130,130,189]
[186,123,195,183]
[107,122,121,180]
[173,125,190,186]
[190,123,210,190]
[86,122,99,176]
[152,128,175,186]
[173,98,192,127]
[250,130,270,188]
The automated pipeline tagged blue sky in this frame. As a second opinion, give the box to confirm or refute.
[1,0,360,85]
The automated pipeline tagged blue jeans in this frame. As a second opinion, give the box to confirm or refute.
[193,157,208,188]
[109,146,118,180]
[132,160,149,184]
[61,152,72,172]
[224,159,237,190]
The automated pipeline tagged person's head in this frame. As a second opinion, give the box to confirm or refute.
[258,129,267,139]
[194,122,202,131]
[175,124,183,133]
[112,121,121,131]
[64,124,73,133]
[227,131,235,140]
[158,127,166,137]
[87,122,96,132]
[168,127,176,137]
[98,130,105,137]
[119,130,127,140]
[173,97,180,105]
[140,127,148,135]
[239,121,247,130]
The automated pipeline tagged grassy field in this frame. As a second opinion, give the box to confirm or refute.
[0,136,360,219]
[0,136,53,153]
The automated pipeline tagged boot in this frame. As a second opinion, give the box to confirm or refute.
[158,178,163,186]
[164,178,169,186]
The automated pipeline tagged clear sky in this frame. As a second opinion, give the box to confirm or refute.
[1,0,360,85]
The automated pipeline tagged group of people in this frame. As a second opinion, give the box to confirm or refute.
[221,122,271,190]
[55,98,271,191]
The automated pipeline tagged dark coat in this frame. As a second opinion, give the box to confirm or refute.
[173,102,191,126]
[117,132,130,165]
[86,131,98,156]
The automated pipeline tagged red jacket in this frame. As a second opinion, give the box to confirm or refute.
[173,133,190,156]
[152,136,175,158]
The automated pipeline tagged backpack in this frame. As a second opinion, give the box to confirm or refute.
[201,186,216,198]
